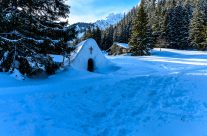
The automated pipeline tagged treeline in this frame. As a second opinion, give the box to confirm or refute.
[146,0,207,51]
[0,0,76,77]
[83,0,207,55]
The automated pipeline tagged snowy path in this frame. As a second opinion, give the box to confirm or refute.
[1,49,207,136]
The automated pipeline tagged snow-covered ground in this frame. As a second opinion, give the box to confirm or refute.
[1,48,207,136]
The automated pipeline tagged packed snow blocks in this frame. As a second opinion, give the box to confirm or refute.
[71,38,112,72]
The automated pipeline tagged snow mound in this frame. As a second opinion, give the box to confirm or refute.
[71,38,114,72]
[50,55,63,63]
[10,69,25,80]
[1,49,207,135]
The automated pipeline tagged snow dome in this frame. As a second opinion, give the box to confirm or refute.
[71,38,112,72]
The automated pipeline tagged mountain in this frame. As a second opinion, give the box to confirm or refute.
[94,13,124,30]
[72,13,124,39]
[72,22,94,33]
[71,22,94,39]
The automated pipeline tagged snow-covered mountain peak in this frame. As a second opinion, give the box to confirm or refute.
[72,13,124,39]
[94,13,124,30]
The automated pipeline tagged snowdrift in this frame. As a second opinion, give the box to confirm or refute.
[1,49,207,135]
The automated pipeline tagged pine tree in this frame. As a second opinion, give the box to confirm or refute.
[0,0,76,77]
[83,27,102,47]
[197,0,207,49]
[101,25,114,50]
[101,0,206,51]
[94,27,102,46]
[83,27,93,40]
[110,6,136,46]
[129,0,150,56]
[166,5,190,49]
[189,6,206,50]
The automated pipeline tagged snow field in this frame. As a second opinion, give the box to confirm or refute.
[0,48,207,135]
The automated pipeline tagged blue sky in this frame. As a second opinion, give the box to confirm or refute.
[67,0,139,24]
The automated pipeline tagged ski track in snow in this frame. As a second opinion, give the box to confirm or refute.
[1,49,207,136]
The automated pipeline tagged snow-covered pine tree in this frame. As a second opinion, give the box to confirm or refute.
[189,4,206,50]
[129,0,150,56]
[200,0,207,46]
[0,0,76,77]
[145,0,157,31]
[101,0,205,51]
[166,5,190,49]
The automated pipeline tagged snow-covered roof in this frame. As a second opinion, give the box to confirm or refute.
[113,42,129,49]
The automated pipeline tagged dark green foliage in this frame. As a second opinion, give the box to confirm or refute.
[58,0,207,53]
[1,52,13,72]
[146,26,155,49]
[189,1,207,50]
[0,0,76,77]
[166,5,190,49]
[83,28,93,40]
[18,57,32,76]
[113,8,135,43]
[0,0,70,22]
[83,27,102,46]
[94,27,102,46]
[45,61,60,75]
[101,26,114,50]
[79,0,207,54]
[133,0,206,50]
[129,0,151,56]
[98,7,136,50]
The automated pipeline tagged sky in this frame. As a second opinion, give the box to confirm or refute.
[67,0,139,24]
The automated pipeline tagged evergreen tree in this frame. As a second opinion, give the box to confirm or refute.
[0,0,76,77]
[83,27,93,40]
[110,6,136,46]
[83,27,102,46]
[129,0,150,56]
[101,0,206,51]
[94,27,102,46]
[189,6,206,50]
[101,25,114,50]
[146,26,155,49]
[166,5,190,49]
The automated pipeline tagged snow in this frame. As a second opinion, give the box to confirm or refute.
[75,24,90,39]
[73,13,123,39]
[10,69,25,80]
[94,13,124,30]
[114,42,129,48]
[50,55,63,63]
[1,48,207,136]
[77,32,85,39]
